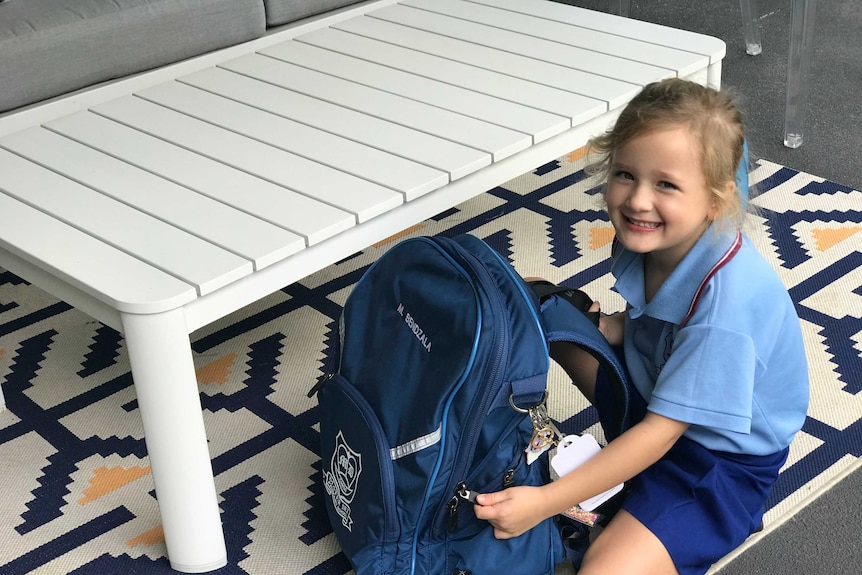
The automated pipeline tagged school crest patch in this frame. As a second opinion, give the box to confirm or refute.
[324,431,362,531]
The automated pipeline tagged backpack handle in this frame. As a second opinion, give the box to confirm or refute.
[527,280,600,326]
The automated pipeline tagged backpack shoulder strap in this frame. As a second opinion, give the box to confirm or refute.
[530,283,633,440]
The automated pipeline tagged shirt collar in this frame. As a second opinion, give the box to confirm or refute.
[612,227,742,324]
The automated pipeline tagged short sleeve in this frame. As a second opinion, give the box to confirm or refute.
[648,324,757,434]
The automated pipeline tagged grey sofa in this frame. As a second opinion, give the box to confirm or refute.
[0,0,364,114]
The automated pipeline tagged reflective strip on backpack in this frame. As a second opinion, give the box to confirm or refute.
[390,425,442,460]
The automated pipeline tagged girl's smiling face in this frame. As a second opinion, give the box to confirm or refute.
[605,125,720,273]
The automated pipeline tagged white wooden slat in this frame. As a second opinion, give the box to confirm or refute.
[220,53,531,161]
[297,27,606,125]
[368,4,673,87]
[89,96,403,223]
[0,192,196,314]
[135,81,448,201]
[0,127,305,271]
[470,0,727,63]
[45,112,355,247]
[405,0,708,78]
[178,67,490,181]
[333,15,640,109]
[261,39,569,143]
[0,148,251,296]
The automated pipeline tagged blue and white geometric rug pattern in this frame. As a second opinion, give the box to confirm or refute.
[1,153,860,574]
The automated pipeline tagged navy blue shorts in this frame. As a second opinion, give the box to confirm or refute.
[593,361,788,575]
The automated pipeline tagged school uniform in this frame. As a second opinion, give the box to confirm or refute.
[593,226,809,575]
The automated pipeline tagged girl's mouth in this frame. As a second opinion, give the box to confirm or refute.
[625,216,662,230]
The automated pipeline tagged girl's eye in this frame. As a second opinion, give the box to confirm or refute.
[615,170,634,181]
[657,180,678,190]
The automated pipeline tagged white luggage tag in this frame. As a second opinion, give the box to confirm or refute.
[551,434,624,511]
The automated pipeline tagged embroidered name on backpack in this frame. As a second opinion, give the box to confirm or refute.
[397,303,432,352]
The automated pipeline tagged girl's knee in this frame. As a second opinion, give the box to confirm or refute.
[577,511,678,575]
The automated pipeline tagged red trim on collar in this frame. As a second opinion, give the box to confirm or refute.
[680,231,742,327]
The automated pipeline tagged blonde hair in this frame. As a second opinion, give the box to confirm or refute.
[587,78,747,228]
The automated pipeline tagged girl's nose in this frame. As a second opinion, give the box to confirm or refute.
[626,183,653,212]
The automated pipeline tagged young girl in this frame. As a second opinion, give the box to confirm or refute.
[474,78,810,575]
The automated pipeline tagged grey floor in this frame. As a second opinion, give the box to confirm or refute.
[552,1,862,573]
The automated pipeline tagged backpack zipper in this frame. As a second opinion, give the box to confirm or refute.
[429,239,510,537]
[408,238,484,575]
[407,237,548,572]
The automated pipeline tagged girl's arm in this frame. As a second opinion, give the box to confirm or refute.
[474,412,688,539]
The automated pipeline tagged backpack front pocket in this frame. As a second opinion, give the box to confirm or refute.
[318,374,398,569]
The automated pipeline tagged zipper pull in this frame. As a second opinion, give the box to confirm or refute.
[307,373,333,398]
[449,480,479,533]
[503,469,516,489]
[455,481,479,504]
[447,496,460,533]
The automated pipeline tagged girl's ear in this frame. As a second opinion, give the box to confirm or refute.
[709,180,736,222]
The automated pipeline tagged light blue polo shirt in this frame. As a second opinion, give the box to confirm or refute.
[612,227,809,455]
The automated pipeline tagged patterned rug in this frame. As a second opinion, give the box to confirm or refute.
[1,152,860,575]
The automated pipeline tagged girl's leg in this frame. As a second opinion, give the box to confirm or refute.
[578,510,678,575]
[550,341,599,404]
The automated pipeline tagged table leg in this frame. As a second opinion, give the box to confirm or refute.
[707,60,723,90]
[121,309,227,573]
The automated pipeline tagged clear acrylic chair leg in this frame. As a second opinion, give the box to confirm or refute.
[740,0,763,55]
[609,0,631,17]
[784,0,817,148]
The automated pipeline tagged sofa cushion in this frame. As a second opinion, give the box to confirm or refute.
[262,0,365,27]
[0,0,266,114]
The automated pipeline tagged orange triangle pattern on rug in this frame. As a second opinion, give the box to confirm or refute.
[78,466,151,505]
[373,223,427,248]
[813,226,862,251]
[566,146,588,162]
[589,226,615,250]
[196,353,237,385]
[127,525,165,548]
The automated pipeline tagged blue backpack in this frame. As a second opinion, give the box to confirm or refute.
[314,234,632,575]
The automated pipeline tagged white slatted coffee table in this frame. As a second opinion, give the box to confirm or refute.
[0,0,725,571]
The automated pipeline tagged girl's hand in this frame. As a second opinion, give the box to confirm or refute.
[473,486,550,539]
[598,308,625,346]
[474,414,689,540]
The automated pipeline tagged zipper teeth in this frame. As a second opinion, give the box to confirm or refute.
[451,240,551,485]
[410,238,482,575]
[454,254,507,480]
[431,243,509,536]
